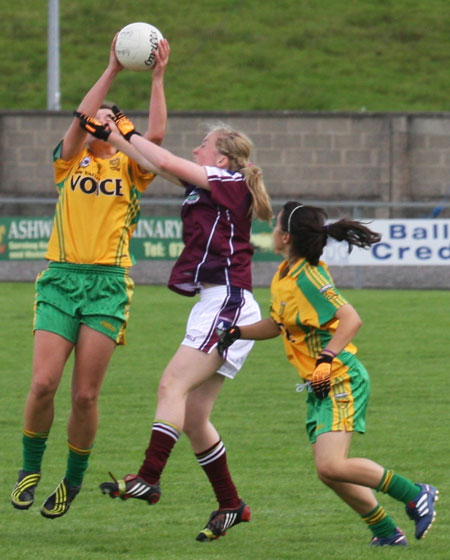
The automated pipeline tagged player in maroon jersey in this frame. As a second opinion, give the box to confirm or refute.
[75,110,273,541]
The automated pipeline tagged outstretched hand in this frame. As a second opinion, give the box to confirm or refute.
[152,38,170,77]
[74,111,111,141]
[111,105,141,141]
[217,326,241,358]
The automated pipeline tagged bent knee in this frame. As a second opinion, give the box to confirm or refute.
[316,461,345,483]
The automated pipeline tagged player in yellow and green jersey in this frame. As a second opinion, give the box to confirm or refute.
[10,34,170,519]
[217,201,439,546]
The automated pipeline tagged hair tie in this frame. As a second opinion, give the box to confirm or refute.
[323,224,329,233]
[287,204,303,232]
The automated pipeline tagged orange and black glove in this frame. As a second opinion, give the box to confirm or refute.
[111,105,141,141]
[311,352,333,399]
[217,326,241,358]
[74,111,111,141]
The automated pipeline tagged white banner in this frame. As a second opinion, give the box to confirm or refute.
[324,219,450,266]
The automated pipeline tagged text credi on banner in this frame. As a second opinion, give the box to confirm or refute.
[324,220,450,266]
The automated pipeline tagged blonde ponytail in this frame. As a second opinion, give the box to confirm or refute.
[241,165,273,222]
[210,124,273,223]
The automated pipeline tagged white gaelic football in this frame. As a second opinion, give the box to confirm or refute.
[115,22,163,71]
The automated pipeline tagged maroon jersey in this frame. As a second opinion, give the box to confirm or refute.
[168,166,254,296]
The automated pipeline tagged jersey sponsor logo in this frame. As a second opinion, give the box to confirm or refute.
[183,189,200,205]
[70,175,124,197]
[110,157,121,171]
[319,284,339,301]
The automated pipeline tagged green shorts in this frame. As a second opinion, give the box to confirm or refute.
[305,354,370,444]
[33,262,135,345]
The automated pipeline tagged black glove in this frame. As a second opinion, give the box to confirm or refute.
[217,326,241,357]
[74,111,111,141]
[111,105,141,141]
[311,352,333,399]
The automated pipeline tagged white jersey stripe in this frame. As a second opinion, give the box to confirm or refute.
[194,209,221,283]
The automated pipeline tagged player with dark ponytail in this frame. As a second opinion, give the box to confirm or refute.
[280,201,381,266]
[217,201,439,547]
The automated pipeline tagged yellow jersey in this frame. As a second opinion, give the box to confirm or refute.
[46,142,155,267]
[269,257,357,380]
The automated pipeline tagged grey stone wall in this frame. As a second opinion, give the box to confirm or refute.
[1,110,449,288]
[2,110,450,215]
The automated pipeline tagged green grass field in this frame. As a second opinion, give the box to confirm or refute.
[0,283,448,559]
[1,0,450,111]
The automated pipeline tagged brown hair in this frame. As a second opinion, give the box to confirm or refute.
[281,201,381,266]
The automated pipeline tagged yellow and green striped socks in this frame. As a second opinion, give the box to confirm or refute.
[65,442,92,487]
[22,429,49,472]
[377,468,421,504]
[362,504,397,538]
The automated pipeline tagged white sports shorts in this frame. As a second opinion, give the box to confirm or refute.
[181,285,261,379]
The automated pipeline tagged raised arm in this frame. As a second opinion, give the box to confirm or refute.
[142,39,170,145]
[107,131,182,184]
[131,134,210,188]
[61,34,123,161]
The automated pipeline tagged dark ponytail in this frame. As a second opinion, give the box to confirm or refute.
[281,201,381,266]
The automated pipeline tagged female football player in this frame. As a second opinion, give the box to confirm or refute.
[10,35,170,519]
[75,109,273,541]
[216,201,439,546]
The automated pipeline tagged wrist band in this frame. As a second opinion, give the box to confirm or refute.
[321,348,336,357]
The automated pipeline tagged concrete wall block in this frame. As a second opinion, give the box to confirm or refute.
[228,117,263,134]
[409,134,428,149]
[299,166,333,181]
[285,150,314,165]
[410,118,450,135]
[334,134,365,149]
[316,150,342,164]
[286,118,319,134]
[429,135,450,149]
[261,118,292,133]
[344,150,372,165]
[254,148,283,165]
[410,150,443,166]
[410,180,446,199]
[349,116,387,133]
[8,131,38,149]
[362,133,389,149]
[249,132,273,149]
[317,118,351,134]
[304,134,332,149]
[412,167,450,183]
[272,133,302,149]
[331,166,380,182]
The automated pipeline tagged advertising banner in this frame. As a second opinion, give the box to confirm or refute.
[323,219,450,266]
[1,217,449,266]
